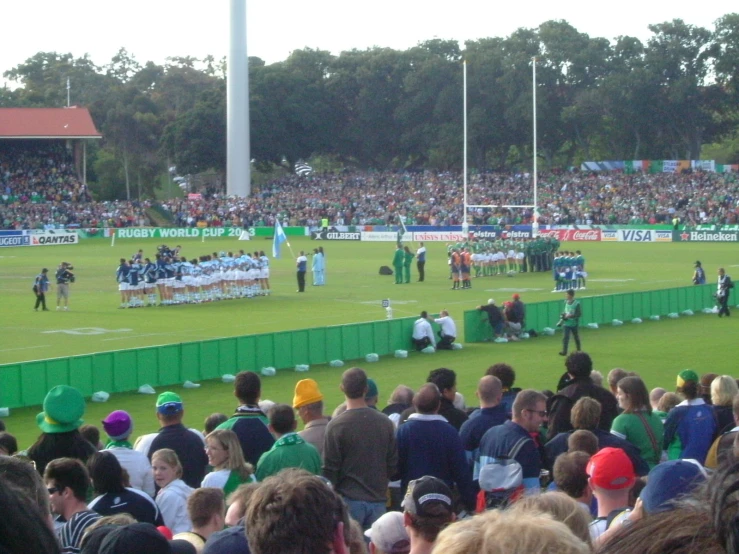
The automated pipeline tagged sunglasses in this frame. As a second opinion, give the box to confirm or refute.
[47,487,59,495]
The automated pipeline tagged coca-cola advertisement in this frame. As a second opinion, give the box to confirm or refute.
[537,229,602,241]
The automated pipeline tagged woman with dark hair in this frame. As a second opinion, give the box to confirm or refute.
[663,370,717,465]
[87,452,164,526]
[611,376,664,469]
[26,386,96,475]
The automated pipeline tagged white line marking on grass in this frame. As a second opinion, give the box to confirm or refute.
[0,345,51,353]
[42,328,132,335]
[102,332,179,342]
[358,300,418,305]
[483,288,543,292]
[589,279,635,282]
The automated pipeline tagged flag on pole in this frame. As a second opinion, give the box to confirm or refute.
[272,220,287,258]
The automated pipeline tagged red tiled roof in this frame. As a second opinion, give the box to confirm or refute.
[0,107,102,138]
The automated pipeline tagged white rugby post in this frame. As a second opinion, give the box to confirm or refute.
[462,59,469,237]
[532,56,539,237]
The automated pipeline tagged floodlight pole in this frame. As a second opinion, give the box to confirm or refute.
[227,0,251,197]
[532,57,539,237]
[462,60,468,236]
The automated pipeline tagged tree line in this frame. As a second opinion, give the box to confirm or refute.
[2,16,739,200]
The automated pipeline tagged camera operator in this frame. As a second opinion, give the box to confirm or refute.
[717,267,734,317]
[55,262,75,311]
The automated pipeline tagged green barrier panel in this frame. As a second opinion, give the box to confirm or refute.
[0,315,421,409]
[464,284,716,342]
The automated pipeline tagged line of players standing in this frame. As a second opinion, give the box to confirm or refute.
[552,251,587,292]
[115,245,271,308]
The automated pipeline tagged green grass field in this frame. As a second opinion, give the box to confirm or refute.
[1,236,736,448]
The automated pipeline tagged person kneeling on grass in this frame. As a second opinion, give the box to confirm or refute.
[434,310,457,350]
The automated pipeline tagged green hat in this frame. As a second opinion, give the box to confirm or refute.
[36,385,85,434]
[156,391,183,415]
[677,369,699,389]
[366,378,379,400]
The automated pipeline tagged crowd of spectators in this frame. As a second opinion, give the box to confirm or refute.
[0,142,148,230]
[3,143,739,230]
[161,169,739,229]
[1,357,738,554]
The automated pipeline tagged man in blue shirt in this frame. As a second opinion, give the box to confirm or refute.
[396,383,476,512]
[477,389,548,493]
[459,376,508,470]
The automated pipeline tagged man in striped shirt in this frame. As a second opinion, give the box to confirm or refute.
[45,458,101,553]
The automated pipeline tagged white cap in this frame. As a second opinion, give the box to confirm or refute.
[488,298,495,304]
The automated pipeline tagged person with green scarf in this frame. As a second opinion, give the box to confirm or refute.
[103,410,156,496]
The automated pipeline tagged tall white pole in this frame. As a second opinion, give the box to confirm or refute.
[532,57,539,236]
[66,78,70,107]
[227,0,250,197]
[462,60,469,235]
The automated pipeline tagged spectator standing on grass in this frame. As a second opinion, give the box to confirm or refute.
[134,392,207,489]
[102,410,155,497]
[26,386,96,476]
[416,242,426,282]
[216,371,275,467]
[296,250,307,292]
[559,289,582,356]
[55,261,73,311]
[33,267,50,311]
[323,367,398,531]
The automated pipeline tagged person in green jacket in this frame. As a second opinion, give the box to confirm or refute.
[558,289,582,356]
[393,245,405,284]
[256,404,321,481]
[403,246,415,284]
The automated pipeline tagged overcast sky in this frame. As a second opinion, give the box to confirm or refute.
[2,1,736,86]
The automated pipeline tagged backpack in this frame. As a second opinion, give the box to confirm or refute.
[477,436,532,511]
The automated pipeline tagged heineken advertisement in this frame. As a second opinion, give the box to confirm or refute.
[674,230,739,242]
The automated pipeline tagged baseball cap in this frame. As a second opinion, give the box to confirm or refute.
[293,379,323,409]
[640,459,707,514]
[402,476,453,517]
[488,298,495,305]
[366,378,379,400]
[586,447,635,490]
[364,512,410,554]
[156,392,183,415]
[513,293,520,300]
[677,369,699,389]
[695,261,702,266]
[102,410,133,441]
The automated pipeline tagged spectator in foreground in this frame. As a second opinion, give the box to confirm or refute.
[0,476,60,554]
[201,429,256,496]
[102,410,155,497]
[256,404,321,481]
[0,455,54,531]
[459,376,507,467]
[705,393,739,469]
[401,368,468,430]
[44,457,102,553]
[586,447,635,541]
[364,511,410,554]
[216,371,275,467]
[430,508,590,554]
[323,367,398,530]
[382,385,415,428]
[246,469,351,554]
[294,378,330,459]
[135,392,208,489]
[173,487,226,553]
[151,448,194,535]
[611,376,664,469]
[711,375,739,433]
[510,491,593,548]
[87,451,163,526]
[553,451,593,512]
[402,476,456,554]
[27,385,96,476]
[486,363,521,418]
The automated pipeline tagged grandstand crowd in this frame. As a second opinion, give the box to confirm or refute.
[1,357,738,554]
[2,141,739,229]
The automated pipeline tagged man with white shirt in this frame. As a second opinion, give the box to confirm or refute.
[411,311,436,351]
[416,242,427,282]
[434,310,456,350]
